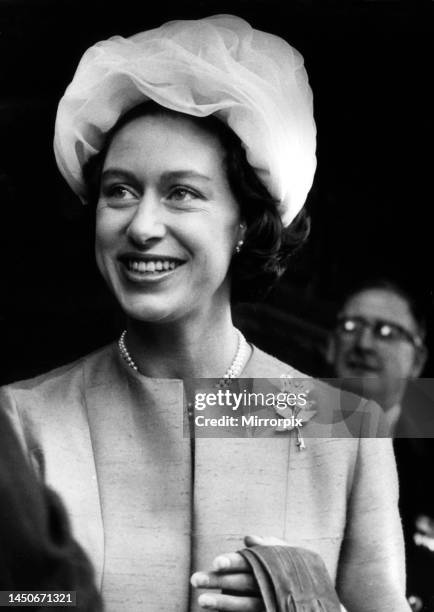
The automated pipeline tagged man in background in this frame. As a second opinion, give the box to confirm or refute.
[327,278,427,433]
[327,278,433,611]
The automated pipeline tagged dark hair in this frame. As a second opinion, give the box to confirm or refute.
[83,101,310,303]
[340,277,428,340]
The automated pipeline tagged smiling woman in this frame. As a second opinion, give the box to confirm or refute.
[0,14,409,612]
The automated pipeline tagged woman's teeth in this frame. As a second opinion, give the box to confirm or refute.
[128,260,178,273]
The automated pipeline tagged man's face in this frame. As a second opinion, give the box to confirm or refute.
[331,289,425,409]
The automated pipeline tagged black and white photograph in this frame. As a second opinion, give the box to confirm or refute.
[0,1,433,610]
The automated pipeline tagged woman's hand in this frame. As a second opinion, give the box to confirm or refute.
[191,535,287,611]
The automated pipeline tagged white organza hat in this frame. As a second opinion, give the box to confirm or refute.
[54,14,316,227]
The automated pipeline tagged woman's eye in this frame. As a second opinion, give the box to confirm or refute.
[168,187,200,202]
[104,185,135,199]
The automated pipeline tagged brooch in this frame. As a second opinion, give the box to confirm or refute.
[273,376,317,450]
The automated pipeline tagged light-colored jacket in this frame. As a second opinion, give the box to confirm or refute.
[0,344,409,611]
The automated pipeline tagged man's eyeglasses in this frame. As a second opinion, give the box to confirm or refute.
[336,316,423,348]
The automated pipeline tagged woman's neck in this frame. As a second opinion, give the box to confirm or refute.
[124,306,244,379]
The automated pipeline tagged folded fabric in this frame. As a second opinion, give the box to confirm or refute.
[239,545,341,611]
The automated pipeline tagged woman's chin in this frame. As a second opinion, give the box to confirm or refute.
[119,296,189,325]
[123,305,176,324]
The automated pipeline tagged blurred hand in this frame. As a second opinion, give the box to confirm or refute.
[191,535,288,611]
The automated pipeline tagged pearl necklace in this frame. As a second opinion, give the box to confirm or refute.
[118,328,250,385]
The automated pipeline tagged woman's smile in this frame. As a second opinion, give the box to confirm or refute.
[118,252,187,284]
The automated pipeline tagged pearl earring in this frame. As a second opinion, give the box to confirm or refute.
[235,239,244,254]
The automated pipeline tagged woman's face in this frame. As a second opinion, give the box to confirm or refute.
[95,112,242,324]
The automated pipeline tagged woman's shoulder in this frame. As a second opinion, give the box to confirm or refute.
[2,343,118,395]
[0,343,120,464]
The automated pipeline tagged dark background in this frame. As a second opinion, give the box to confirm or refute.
[1,0,433,383]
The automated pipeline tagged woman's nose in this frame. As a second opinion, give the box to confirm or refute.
[126,193,166,245]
